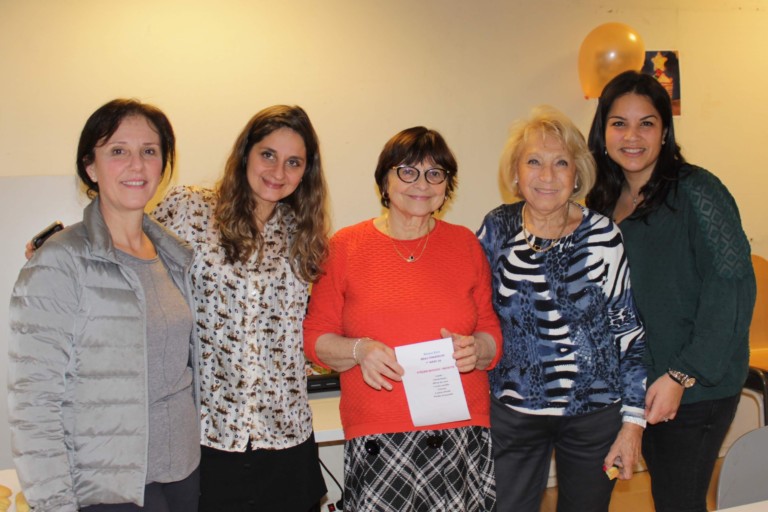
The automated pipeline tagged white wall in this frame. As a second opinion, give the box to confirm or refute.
[2,0,767,468]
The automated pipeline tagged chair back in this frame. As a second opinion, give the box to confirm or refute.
[717,425,768,509]
[750,255,768,367]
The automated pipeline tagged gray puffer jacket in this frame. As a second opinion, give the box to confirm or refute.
[8,198,200,511]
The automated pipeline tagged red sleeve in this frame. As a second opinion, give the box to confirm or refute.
[303,233,347,368]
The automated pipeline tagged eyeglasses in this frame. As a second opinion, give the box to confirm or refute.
[393,165,449,185]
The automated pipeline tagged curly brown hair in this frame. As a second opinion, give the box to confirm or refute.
[214,105,329,282]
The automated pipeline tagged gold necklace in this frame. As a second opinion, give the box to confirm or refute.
[521,202,570,254]
[386,217,432,263]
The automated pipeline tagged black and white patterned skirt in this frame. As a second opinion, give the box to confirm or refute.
[343,426,496,511]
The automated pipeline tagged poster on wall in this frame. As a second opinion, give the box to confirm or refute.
[642,50,681,116]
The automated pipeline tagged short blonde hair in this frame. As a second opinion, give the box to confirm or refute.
[499,105,595,201]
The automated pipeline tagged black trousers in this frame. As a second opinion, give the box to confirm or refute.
[492,397,621,512]
[643,393,739,512]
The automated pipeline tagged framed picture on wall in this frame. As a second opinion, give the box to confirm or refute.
[643,50,681,116]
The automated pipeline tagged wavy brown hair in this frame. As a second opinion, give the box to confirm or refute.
[214,105,329,282]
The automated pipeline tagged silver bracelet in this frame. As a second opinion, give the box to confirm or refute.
[352,338,364,364]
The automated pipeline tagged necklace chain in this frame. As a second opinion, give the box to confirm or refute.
[626,185,642,207]
[386,217,432,263]
[521,202,570,254]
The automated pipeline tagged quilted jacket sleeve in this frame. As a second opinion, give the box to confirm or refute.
[8,241,81,512]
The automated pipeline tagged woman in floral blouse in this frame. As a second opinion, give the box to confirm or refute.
[152,105,330,512]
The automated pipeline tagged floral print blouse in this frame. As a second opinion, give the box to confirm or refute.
[153,186,313,451]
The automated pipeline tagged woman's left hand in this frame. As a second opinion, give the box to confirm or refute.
[441,328,495,372]
[644,373,685,424]
[603,422,644,480]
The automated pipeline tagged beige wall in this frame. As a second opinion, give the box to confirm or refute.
[1,0,767,467]
[1,0,766,252]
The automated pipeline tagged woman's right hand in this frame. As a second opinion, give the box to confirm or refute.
[355,338,404,391]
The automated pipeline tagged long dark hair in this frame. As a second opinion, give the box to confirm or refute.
[214,105,329,282]
[585,70,687,219]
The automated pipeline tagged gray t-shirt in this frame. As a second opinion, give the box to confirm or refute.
[117,250,198,484]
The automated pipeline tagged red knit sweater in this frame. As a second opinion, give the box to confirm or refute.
[304,219,502,440]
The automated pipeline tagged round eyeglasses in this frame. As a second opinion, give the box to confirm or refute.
[393,165,449,185]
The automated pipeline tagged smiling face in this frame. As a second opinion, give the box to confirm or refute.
[605,92,666,180]
[246,127,307,216]
[515,132,575,217]
[385,159,447,221]
[86,115,163,217]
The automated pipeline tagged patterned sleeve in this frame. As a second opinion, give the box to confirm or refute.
[476,209,499,265]
[671,167,755,384]
[601,220,647,424]
[151,186,197,242]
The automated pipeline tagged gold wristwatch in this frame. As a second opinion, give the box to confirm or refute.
[667,369,696,388]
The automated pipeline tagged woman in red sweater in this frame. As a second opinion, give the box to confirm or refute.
[304,127,502,511]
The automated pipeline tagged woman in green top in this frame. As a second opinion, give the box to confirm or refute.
[586,70,756,512]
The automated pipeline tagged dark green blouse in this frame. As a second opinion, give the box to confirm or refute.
[619,165,756,404]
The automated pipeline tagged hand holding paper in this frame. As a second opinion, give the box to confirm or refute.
[395,337,471,427]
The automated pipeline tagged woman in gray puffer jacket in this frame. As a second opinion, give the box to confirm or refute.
[8,99,200,512]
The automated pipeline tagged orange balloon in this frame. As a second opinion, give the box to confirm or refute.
[578,23,646,99]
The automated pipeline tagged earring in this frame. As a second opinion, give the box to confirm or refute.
[604,148,608,156]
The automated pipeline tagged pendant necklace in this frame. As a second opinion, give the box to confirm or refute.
[386,217,432,263]
[521,202,570,254]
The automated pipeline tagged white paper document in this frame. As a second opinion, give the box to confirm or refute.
[395,337,471,427]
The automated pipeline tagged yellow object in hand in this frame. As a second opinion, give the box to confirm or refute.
[0,496,10,512]
[0,485,10,497]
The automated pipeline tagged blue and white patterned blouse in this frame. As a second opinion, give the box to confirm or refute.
[477,202,646,425]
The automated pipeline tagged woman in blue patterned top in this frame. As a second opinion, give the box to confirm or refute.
[586,71,755,512]
[477,105,647,512]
